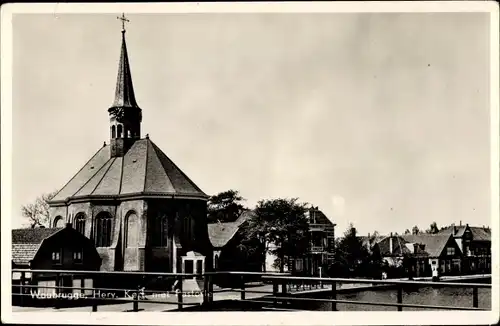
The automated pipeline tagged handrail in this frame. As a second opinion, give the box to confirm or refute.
[11,269,491,312]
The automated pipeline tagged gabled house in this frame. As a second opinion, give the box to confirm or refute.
[401,233,463,277]
[12,223,101,297]
[207,211,261,273]
[438,223,491,273]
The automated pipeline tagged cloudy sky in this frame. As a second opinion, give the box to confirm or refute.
[11,12,491,235]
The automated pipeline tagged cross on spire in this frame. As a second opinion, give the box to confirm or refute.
[117,13,130,33]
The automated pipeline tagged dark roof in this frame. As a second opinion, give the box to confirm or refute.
[438,225,491,241]
[470,227,491,241]
[401,234,453,257]
[376,236,413,256]
[12,228,63,266]
[110,31,139,109]
[208,211,254,248]
[49,139,207,203]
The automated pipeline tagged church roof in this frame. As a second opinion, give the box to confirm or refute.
[49,139,208,203]
[110,31,138,109]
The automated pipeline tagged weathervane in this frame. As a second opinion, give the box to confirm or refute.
[117,13,130,33]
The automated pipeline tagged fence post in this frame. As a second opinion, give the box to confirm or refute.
[177,275,183,310]
[241,275,246,300]
[331,281,337,311]
[203,274,209,306]
[473,287,478,308]
[20,271,26,306]
[208,274,214,304]
[397,284,403,311]
[272,279,278,305]
[133,286,139,312]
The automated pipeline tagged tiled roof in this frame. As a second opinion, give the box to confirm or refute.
[50,139,207,202]
[469,227,491,241]
[401,234,452,257]
[11,228,63,266]
[376,236,413,256]
[208,211,254,248]
[438,225,491,241]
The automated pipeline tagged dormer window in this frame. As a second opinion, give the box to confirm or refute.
[52,251,61,264]
[73,251,83,263]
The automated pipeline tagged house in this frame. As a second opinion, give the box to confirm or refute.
[12,223,101,297]
[438,223,491,274]
[207,211,262,286]
[401,233,463,277]
[208,211,261,272]
[266,206,336,276]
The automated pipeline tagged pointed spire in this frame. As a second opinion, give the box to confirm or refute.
[110,18,139,109]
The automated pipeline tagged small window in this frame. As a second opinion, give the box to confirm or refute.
[447,247,455,256]
[73,251,83,263]
[52,251,61,264]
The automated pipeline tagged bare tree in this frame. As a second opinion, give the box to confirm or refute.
[21,191,58,228]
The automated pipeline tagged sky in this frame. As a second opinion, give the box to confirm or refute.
[10,12,492,236]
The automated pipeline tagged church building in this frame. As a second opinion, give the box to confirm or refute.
[47,17,213,274]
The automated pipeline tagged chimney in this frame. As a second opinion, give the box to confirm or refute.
[413,243,419,254]
[452,223,456,235]
[389,233,393,254]
[420,244,426,251]
[460,220,462,226]
[368,233,371,238]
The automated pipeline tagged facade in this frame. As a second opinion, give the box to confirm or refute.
[266,206,336,276]
[401,234,463,277]
[207,211,262,285]
[12,224,101,296]
[438,223,491,274]
[46,25,212,274]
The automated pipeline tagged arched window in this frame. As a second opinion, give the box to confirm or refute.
[53,216,63,228]
[152,215,168,247]
[74,213,86,234]
[125,212,140,248]
[117,124,123,138]
[95,213,112,247]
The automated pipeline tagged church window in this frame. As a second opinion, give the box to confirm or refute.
[53,216,63,228]
[152,215,168,247]
[111,125,116,139]
[125,212,140,248]
[95,213,113,247]
[117,125,123,138]
[74,213,86,234]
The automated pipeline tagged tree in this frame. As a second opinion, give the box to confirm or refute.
[207,190,247,223]
[412,225,420,235]
[425,222,439,234]
[404,229,410,235]
[334,224,372,277]
[21,190,58,228]
[241,198,310,272]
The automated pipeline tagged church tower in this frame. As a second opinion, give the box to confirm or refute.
[109,15,142,158]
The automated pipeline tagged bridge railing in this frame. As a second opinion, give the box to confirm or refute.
[11,268,204,312]
[12,269,491,311]
[202,271,491,311]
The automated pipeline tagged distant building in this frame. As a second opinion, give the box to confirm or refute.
[267,206,336,276]
[438,223,491,274]
[12,223,101,297]
[401,233,463,277]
